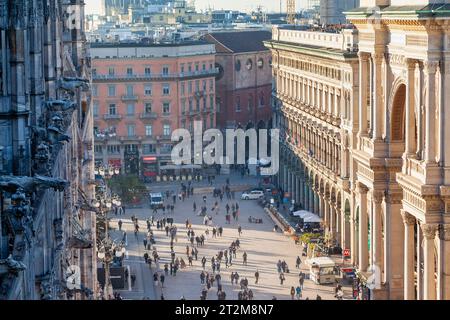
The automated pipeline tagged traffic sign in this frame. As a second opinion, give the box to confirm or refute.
[343,248,350,257]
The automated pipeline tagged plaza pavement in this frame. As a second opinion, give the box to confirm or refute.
[111,172,352,300]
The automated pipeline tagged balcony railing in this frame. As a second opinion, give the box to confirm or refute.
[103,114,122,120]
[92,68,219,82]
[121,95,138,101]
[139,112,158,119]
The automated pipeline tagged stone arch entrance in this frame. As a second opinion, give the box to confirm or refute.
[390,84,406,142]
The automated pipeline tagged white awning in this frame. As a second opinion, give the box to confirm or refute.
[292,210,323,223]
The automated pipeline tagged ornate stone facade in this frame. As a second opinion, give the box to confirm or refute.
[267,0,450,300]
[0,0,96,299]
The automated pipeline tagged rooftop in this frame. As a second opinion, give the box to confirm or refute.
[90,39,211,48]
[203,30,271,53]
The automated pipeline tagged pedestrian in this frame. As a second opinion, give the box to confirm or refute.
[242,251,247,265]
[238,225,242,236]
[280,273,285,285]
[200,271,205,284]
[299,272,305,289]
[160,274,165,288]
[164,264,169,276]
[255,270,259,284]
[201,256,206,270]
[153,273,159,287]
[248,289,253,300]
[188,256,193,266]
[143,252,149,264]
[118,219,122,231]
[296,256,301,269]
[296,286,302,300]
[143,238,148,249]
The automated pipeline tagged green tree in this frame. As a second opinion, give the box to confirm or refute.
[107,175,147,204]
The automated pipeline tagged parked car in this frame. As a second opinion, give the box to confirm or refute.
[241,190,264,200]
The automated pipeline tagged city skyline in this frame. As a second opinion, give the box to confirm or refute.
[85,0,309,14]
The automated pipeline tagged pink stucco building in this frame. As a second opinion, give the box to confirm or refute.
[91,41,217,177]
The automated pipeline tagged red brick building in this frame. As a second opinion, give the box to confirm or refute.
[203,30,273,131]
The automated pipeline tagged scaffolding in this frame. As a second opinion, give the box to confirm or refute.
[287,0,296,24]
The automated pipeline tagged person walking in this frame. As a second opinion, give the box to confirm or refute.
[290,287,295,300]
[118,219,122,231]
[296,286,302,300]
[296,256,302,269]
[193,202,197,212]
[255,270,259,284]
[279,273,285,285]
[143,238,148,249]
[201,256,206,270]
[160,274,165,288]
[200,271,206,284]
[237,225,242,236]
[242,251,247,266]
[299,272,305,290]
[153,273,159,287]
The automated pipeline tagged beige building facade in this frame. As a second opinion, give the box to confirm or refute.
[267,0,450,300]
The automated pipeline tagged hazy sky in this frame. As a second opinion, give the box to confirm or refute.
[85,0,308,14]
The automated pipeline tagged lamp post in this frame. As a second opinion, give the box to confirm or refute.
[93,164,121,299]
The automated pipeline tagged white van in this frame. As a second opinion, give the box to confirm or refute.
[149,192,164,209]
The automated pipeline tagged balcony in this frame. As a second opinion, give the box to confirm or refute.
[140,112,158,119]
[120,135,142,141]
[92,68,219,82]
[121,94,138,101]
[103,114,122,120]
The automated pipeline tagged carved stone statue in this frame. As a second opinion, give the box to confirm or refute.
[44,99,77,112]
[0,175,69,194]
[58,77,90,93]
[34,143,51,175]
[0,255,27,273]
[32,124,70,146]
[53,218,64,250]
[67,236,93,249]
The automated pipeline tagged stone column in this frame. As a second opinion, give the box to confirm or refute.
[405,59,417,156]
[422,223,438,300]
[358,52,370,136]
[372,53,384,140]
[330,204,336,240]
[357,183,369,271]
[416,220,423,300]
[299,178,304,208]
[304,183,310,211]
[324,199,330,230]
[424,61,438,164]
[401,210,416,300]
[309,188,315,214]
[439,224,450,300]
[372,191,383,275]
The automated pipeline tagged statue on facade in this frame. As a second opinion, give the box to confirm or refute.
[34,143,52,175]
[58,77,90,93]
[67,235,93,249]
[44,99,77,112]
[0,175,69,194]
[53,218,64,250]
[0,255,27,274]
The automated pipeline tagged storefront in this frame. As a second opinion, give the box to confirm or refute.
[108,159,122,170]
[142,156,158,178]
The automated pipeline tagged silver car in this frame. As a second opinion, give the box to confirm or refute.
[241,190,264,200]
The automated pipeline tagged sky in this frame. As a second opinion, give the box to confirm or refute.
[85,0,308,15]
